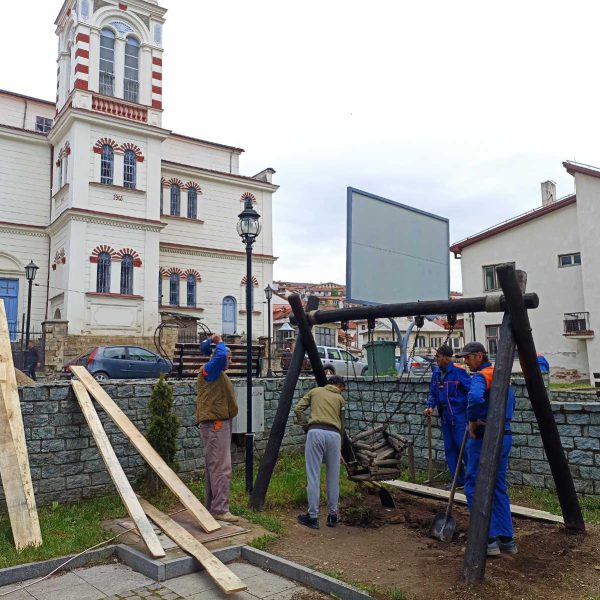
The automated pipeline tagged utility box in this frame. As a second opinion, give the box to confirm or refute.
[364,341,397,376]
[232,386,265,433]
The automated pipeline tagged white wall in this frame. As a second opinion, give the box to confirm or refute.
[162,136,240,174]
[459,202,586,374]
[0,94,54,132]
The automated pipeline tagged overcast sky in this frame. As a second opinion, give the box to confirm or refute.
[5,1,600,292]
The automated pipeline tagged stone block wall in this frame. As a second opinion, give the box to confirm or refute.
[6,376,600,507]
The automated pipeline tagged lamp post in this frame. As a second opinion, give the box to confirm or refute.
[237,198,261,493]
[264,284,273,378]
[24,260,39,349]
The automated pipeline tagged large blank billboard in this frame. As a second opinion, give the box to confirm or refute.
[346,188,450,305]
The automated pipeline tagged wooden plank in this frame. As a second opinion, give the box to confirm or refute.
[384,479,565,524]
[138,497,246,595]
[70,366,220,533]
[71,381,165,558]
[0,300,42,551]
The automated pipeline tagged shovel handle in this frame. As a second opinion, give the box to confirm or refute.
[445,427,469,514]
[426,414,433,481]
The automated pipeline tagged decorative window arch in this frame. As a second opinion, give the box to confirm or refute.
[90,245,118,262]
[99,28,116,96]
[170,184,180,216]
[187,187,197,219]
[240,275,259,311]
[162,267,184,278]
[169,273,180,306]
[123,149,136,188]
[124,36,140,103]
[96,252,111,293]
[100,144,114,184]
[119,143,144,161]
[186,275,197,307]
[115,248,142,266]
[182,269,201,282]
[240,275,259,287]
[240,192,257,204]
[120,254,134,295]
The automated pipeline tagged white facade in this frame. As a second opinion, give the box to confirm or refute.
[451,167,600,384]
[0,0,278,340]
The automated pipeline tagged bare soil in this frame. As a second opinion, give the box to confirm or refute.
[272,489,600,600]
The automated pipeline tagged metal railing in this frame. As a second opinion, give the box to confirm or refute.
[9,328,45,372]
[99,71,115,96]
[564,312,591,334]
[124,79,139,103]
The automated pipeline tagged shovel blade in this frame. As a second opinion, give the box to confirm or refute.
[429,511,456,542]
[379,488,396,509]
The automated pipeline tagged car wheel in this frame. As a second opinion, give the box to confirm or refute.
[361,366,368,376]
[93,371,110,382]
[324,367,335,376]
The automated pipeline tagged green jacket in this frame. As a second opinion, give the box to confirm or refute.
[195,371,238,423]
[294,384,346,432]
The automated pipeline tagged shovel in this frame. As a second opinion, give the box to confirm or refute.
[423,413,433,484]
[429,426,468,542]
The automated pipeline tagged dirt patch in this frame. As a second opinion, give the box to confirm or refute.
[272,490,600,600]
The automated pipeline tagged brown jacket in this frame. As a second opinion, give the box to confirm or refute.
[195,371,238,423]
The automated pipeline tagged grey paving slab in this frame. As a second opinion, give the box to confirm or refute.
[0,584,35,599]
[74,563,155,594]
[29,581,105,600]
[161,571,218,596]
[226,562,264,580]
[242,570,298,599]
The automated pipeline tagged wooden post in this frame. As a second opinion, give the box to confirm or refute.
[249,295,320,510]
[496,264,585,532]
[463,311,516,585]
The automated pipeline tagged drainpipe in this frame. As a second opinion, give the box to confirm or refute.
[22,98,28,129]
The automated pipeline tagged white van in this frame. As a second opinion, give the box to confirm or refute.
[316,346,368,377]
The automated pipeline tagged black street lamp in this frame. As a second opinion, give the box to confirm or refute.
[237,198,261,493]
[264,284,273,378]
[24,260,39,349]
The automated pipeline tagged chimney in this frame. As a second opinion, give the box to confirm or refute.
[541,180,556,206]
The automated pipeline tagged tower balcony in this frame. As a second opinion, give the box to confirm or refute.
[91,93,148,123]
[563,312,595,339]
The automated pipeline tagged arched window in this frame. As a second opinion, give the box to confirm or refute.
[120,254,134,295]
[158,270,163,304]
[187,188,197,219]
[186,275,196,307]
[99,28,115,96]
[124,37,139,103]
[123,150,136,189]
[160,184,163,215]
[169,273,180,305]
[170,184,180,216]
[100,144,114,184]
[222,296,237,335]
[96,252,111,293]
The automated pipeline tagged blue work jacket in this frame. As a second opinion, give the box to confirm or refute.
[467,361,515,431]
[427,361,471,420]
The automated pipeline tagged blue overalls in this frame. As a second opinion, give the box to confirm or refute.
[427,362,471,486]
[464,361,516,540]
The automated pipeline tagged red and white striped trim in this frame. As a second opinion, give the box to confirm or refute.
[151,55,163,109]
[74,32,91,91]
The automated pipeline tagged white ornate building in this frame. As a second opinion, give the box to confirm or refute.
[0,0,278,341]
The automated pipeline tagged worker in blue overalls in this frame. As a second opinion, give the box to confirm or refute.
[456,341,517,556]
[425,345,471,487]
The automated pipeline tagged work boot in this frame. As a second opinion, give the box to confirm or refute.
[297,514,319,529]
[326,514,338,528]
[487,540,501,557]
[212,511,239,523]
[498,538,518,554]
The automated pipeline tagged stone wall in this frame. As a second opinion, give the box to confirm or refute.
[7,377,600,507]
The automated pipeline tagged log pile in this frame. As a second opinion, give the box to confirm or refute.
[350,425,410,476]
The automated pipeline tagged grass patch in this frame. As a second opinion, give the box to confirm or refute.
[319,567,408,599]
[344,505,376,528]
[0,495,126,570]
[549,382,593,390]
[248,534,278,552]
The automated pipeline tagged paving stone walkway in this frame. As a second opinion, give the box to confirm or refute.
[0,562,328,600]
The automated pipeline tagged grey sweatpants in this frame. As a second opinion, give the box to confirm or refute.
[198,419,233,514]
[305,428,341,519]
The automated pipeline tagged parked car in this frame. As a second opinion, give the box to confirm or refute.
[396,355,435,376]
[62,346,172,381]
[316,346,368,376]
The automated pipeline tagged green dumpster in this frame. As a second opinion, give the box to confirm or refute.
[363,340,398,376]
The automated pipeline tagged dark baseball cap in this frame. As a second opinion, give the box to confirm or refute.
[455,341,486,357]
[436,345,453,358]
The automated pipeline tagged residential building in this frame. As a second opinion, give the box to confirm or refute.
[0,0,277,347]
[450,167,599,384]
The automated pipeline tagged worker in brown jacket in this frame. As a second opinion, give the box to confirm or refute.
[196,334,239,522]
[294,375,346,529]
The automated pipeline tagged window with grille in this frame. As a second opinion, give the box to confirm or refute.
[120,255,134,295]
[187,188,197,219]
[101,145,114,184]
[169,273,180,305]
[170,185,180,216]
[99,28,115,96]
[558,253,581,268]
[96,252,111,293]
[35,116,52,133]
[124,37,139,103]
[315,326,336,346]
[486,325,500,356]
[187,275,196,307]
[416,335,426,348]
[123,150,136,189]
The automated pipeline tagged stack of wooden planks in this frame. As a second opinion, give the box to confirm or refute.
[350,425,409,476]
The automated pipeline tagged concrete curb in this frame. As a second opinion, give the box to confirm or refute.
[0,544,371,599]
